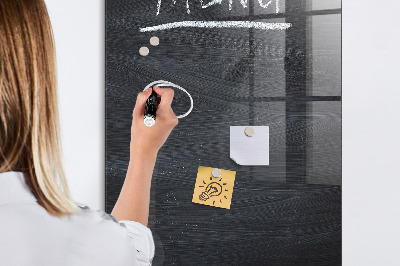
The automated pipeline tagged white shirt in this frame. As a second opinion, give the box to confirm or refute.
[0,171,155,266]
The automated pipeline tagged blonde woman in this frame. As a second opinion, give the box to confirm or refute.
[0,0,178,265]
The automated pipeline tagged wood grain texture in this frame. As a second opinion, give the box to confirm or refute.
[106,0,341,265]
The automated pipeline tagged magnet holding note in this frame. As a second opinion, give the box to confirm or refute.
[192,166,236,209]
[230,126,270,165]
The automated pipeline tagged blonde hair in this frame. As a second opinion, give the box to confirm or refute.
[0,0,77,217]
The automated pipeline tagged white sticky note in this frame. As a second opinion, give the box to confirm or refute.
[230,126,269,166]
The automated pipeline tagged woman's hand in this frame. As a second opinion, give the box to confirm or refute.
[130,86,179,159]
[113,86,177,225]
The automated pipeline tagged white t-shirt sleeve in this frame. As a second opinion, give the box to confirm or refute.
[118,219,155,265]
[78,205,155,265]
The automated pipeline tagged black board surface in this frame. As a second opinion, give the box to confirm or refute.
[106,0,341,265]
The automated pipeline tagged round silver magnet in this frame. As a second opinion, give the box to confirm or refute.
[211,168,222,178]
[139,46,149,56]
[244,126,255,137]
[149,36,160,46]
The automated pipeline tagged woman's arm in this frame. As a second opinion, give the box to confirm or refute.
[110,148,157,226]
[111,86,178,226]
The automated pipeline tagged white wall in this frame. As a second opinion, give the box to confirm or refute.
[45,0,400,264]
[46,0,105,211]
[343,1,400,265]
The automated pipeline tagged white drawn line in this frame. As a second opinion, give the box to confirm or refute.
[139,21,291,32]
[143,80,193,119]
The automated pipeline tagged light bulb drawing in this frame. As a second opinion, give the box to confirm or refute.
[193,166,235,209]
[199,182,222,201]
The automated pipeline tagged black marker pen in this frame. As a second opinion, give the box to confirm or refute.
[143,87,158,127]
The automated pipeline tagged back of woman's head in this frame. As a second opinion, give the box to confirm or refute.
[0,0,77,217]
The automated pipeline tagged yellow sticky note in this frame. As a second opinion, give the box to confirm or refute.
[192,166,236,209]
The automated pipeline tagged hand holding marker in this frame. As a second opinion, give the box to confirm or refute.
[143,88,159,127]
[142,80,194,127]
[139,39,193,126]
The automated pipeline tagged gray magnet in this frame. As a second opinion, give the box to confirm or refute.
[149,36,160,46]
[139,46,149,56]
[211,168,222,178]
[244,126,255,137]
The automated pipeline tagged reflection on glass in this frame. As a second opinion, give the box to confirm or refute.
[306,0,341,11]
[254,102,286,183]
[306,101,341,185]
[307,14,341,96]
[254,18,286,97]
[254,0,286,15]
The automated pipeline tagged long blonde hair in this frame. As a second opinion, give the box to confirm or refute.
[0,0,77,217]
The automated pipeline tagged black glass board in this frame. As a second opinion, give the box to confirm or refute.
[106,0,342,264]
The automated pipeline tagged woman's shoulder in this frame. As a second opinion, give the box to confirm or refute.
[0,201,144,265]
[73,203,121,226]
[70,203,137,242]
[73,203,155,265]
[73,203,150,234]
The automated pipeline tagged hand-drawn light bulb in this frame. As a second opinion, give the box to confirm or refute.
[199,182,222,201]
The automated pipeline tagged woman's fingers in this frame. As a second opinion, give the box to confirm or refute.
[153,86,174,108]
[153,87,178,125]
[132,86,176,120]
[132,88,152,118]
[152,86,165,95]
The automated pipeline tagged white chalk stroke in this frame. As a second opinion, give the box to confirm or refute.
[200,0,272,10]
[140,21,291,32]
[151,1,287,32]
[157,0,280,15]
[257,0,272,9]
[158,0,191,15]
[143,80,193,119]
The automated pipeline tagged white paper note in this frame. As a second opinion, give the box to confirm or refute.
[230,126,269,166]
